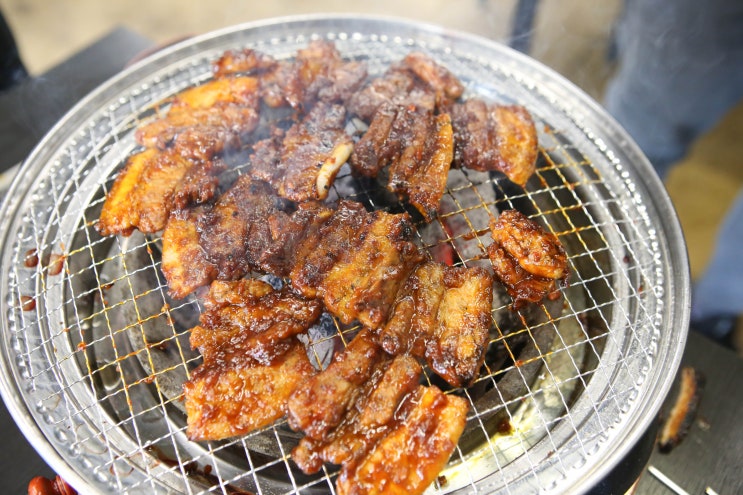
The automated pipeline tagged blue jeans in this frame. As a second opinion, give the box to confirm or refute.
[604,0,743,337]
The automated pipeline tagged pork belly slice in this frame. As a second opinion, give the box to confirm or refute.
[290,201,424,329]
[379,261,493,387]
[277,102,352,202]
[347,51,462,122]
[335,385,469,495]
[282,40,368,109]
[487,209,569,309]
[292,354,422,474]
[402,51,465,102]
[286,329,384,441]
[136,76,261,149]
[451,98,538,187]
[197,177,289,281]
[386,108,453,221]
[161,206,218,300]
[184,339,315,442]
[350,104,453,221]
[184,279,321,442]
[97,148,224,236]
[190,279,323,366]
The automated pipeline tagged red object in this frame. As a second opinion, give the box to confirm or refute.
[28,475,77,495]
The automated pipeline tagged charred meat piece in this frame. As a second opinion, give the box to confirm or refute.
[347,53,461,122]
[431,264,494,387]
[136,77,261,150]
[387,107,453,221]
[190,279,323,366]
[212,48,279,78]
[197,177,289,281]
[161,206,218,300]
[335,385,469,495]
[283,40,368,109]
[97,148,224,236]
[292,354,422,474]
[348,102,398,178]
[347,62,437,121]
[451,98,538,187]
[380,261,493,387]
[286,329,384,441]
[184,339,315,442]
[254,102,353,202]
[402,51,465,103]
[258,201,335,277]
[183,279,321,441]
[291,200,424,329]
[350,104,453,221]
[488,209,568,309]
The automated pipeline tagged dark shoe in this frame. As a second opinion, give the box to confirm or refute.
[689,314,737,349]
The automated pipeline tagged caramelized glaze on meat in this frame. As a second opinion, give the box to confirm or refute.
[185,340,315,441]
[386,108,453,221]
[161,206,218,300]
[291,201,424,328]
[402,52,465,102]
[292,354,422,474]
[488,209,568,309]
[286,329,383,441]
[335,385,468,495]
[451,98,538,186]
[350,102,453,221]
[256,101,353,201]
[380,261,493,387]
[197,177,289,280]
[97,148,223,236]
[184,279,321,441]
[347,51,460,122]
[136,77,261,149]
[191,279,322,366]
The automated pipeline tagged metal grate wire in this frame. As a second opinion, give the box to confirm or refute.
[0,16,688,495]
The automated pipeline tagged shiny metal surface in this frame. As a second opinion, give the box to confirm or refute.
[0,15,689,494]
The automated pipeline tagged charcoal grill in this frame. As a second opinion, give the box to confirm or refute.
[0,15,689,495]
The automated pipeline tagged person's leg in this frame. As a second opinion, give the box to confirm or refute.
[690,191,743,337]
[604,0,743,340]
[604,0,743,178]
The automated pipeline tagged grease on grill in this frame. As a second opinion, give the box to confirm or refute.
[24,248,39,267]
[658,366,705,453]
[20,295,35,312]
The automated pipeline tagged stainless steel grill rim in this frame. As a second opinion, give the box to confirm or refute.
[0,14,690,495]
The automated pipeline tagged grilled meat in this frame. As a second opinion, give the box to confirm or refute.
[290,200,424,328]
[347,51,461,121]
[136,77,261,150]
[183,279,321,442]
[197,176,289,280]
[451,98,538,187]
[251,102,353,201]
[185,339,315,442]
[488,209,568,309]
[402,51,465,102]
[387,108,453,221]
[380,261,493,387]
[190,279,323,366]
[292,354,422,474]
[335,385,469,495]
[97,148,224,236]
[286,329,384,441]
[161,206,218,300]
[350,104,453,221]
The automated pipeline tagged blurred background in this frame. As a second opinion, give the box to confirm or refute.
[0,0,741,346]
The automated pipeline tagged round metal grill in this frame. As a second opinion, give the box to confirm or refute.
[0,15,689,495]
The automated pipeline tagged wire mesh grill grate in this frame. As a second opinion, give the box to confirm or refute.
[0,17,685,495]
